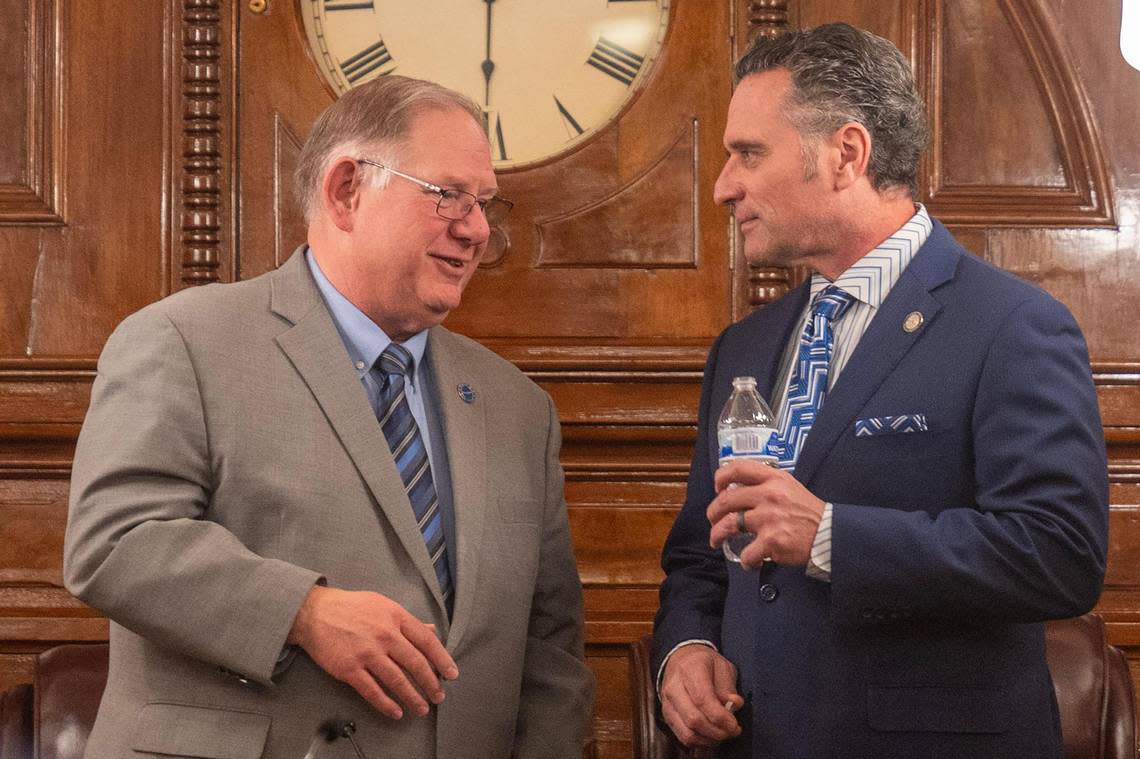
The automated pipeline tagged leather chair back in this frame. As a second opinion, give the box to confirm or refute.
[0,643,108,759]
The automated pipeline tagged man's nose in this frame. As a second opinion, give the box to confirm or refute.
[713,162,740,206]
[451,203,491,245]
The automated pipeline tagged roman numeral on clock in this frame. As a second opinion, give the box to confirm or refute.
[586,37,644,86]
[340,39,394,84]
[324,1,374,10]
[554,96,585,137]
[483,110,508,161]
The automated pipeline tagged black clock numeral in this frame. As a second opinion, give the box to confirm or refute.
[340,39,395,84]
[324,1,375,10]
[587,37,644,86]
[493,117,508,161]
[554,96,585,137]
[483,110,508,161]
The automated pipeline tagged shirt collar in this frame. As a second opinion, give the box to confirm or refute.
[305,247,428,383]
[810,204,933,308]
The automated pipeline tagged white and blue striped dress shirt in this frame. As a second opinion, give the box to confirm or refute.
[788,206,933,580]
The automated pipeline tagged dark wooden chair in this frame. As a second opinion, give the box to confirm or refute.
[631,613,1137,759]
[0,643,108,759]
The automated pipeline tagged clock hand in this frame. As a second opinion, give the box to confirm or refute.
[482,0,496,106]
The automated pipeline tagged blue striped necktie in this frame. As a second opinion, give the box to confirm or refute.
[373,344,453,614]
[770,285,857,470]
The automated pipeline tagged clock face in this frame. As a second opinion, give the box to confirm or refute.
[298,0,671,168]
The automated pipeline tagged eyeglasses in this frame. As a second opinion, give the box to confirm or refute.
[356,159,513,226]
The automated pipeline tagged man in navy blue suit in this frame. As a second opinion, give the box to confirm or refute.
[652,23,1108,759]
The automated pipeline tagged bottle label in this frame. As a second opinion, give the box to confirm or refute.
[718,426,777,465]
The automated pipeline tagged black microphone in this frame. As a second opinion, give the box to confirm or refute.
[304,719,367,759]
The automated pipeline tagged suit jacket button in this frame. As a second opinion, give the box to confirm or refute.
[759,583,778,602]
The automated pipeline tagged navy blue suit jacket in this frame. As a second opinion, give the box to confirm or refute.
[652,221,1108,758]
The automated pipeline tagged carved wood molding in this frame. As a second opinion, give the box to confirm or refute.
[0,0,63,225]
[918,0,1115,227]
[746,0,790,40]
[169,0,228,290]
[482,341,710,372]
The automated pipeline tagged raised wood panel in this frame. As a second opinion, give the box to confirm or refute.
[536,120,698,269]
[0,0,63,224]
[920,0,1114,226]
[587,645,637,759]
[940,0,1065,187]
[571,507,674,587]
[273,112,307,265]
[0,0,167,359]
[0,480,69,585]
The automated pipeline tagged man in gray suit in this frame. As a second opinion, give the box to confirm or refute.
[64,75,593,758]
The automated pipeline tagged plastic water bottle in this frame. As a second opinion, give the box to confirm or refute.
[717,376,777,563]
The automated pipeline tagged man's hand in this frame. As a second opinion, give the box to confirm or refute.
[287,586,458,720]
[707,459,825,568]
[660,645,743,747]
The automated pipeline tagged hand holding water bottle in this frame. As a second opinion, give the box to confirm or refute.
[715,377,777,563]
[709,376,828,569]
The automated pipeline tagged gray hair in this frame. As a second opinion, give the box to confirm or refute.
[735,23,929,197]
[294,75,484,223]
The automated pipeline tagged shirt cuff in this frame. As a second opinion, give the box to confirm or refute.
[804,502,833,582]
[656,639,719,695]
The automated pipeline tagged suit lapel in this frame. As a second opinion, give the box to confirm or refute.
[794,229,960,486]
[269,250,448,616]
[423,328,487,650]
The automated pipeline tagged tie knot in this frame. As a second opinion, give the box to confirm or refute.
[377,343,414,378]
[812,286,856,323]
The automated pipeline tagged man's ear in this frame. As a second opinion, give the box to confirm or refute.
[831,122,872,191]
[321,157,367,232]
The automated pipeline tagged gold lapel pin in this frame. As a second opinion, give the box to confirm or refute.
[903,311,924,333]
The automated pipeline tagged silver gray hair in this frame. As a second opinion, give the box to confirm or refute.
[294,75,484,223]
[735,23,929,197]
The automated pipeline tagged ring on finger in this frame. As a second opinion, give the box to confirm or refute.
[736,510,748,534]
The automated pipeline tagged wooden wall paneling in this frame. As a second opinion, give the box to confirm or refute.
[236,0,353,279]
[920,0,1114,226]
[27,0,169,354]
[0,0,62,225]
[273,113,307,266]
[588,644,640,759]
[534,120,699,270]
[1,0,173,691]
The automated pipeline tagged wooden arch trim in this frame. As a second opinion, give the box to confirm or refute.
[918,0,1115,227]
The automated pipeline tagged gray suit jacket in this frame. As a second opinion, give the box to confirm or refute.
[63,250,593,758]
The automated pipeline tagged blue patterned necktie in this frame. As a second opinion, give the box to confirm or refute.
[374,344,453,613]
[769,285,857,471]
